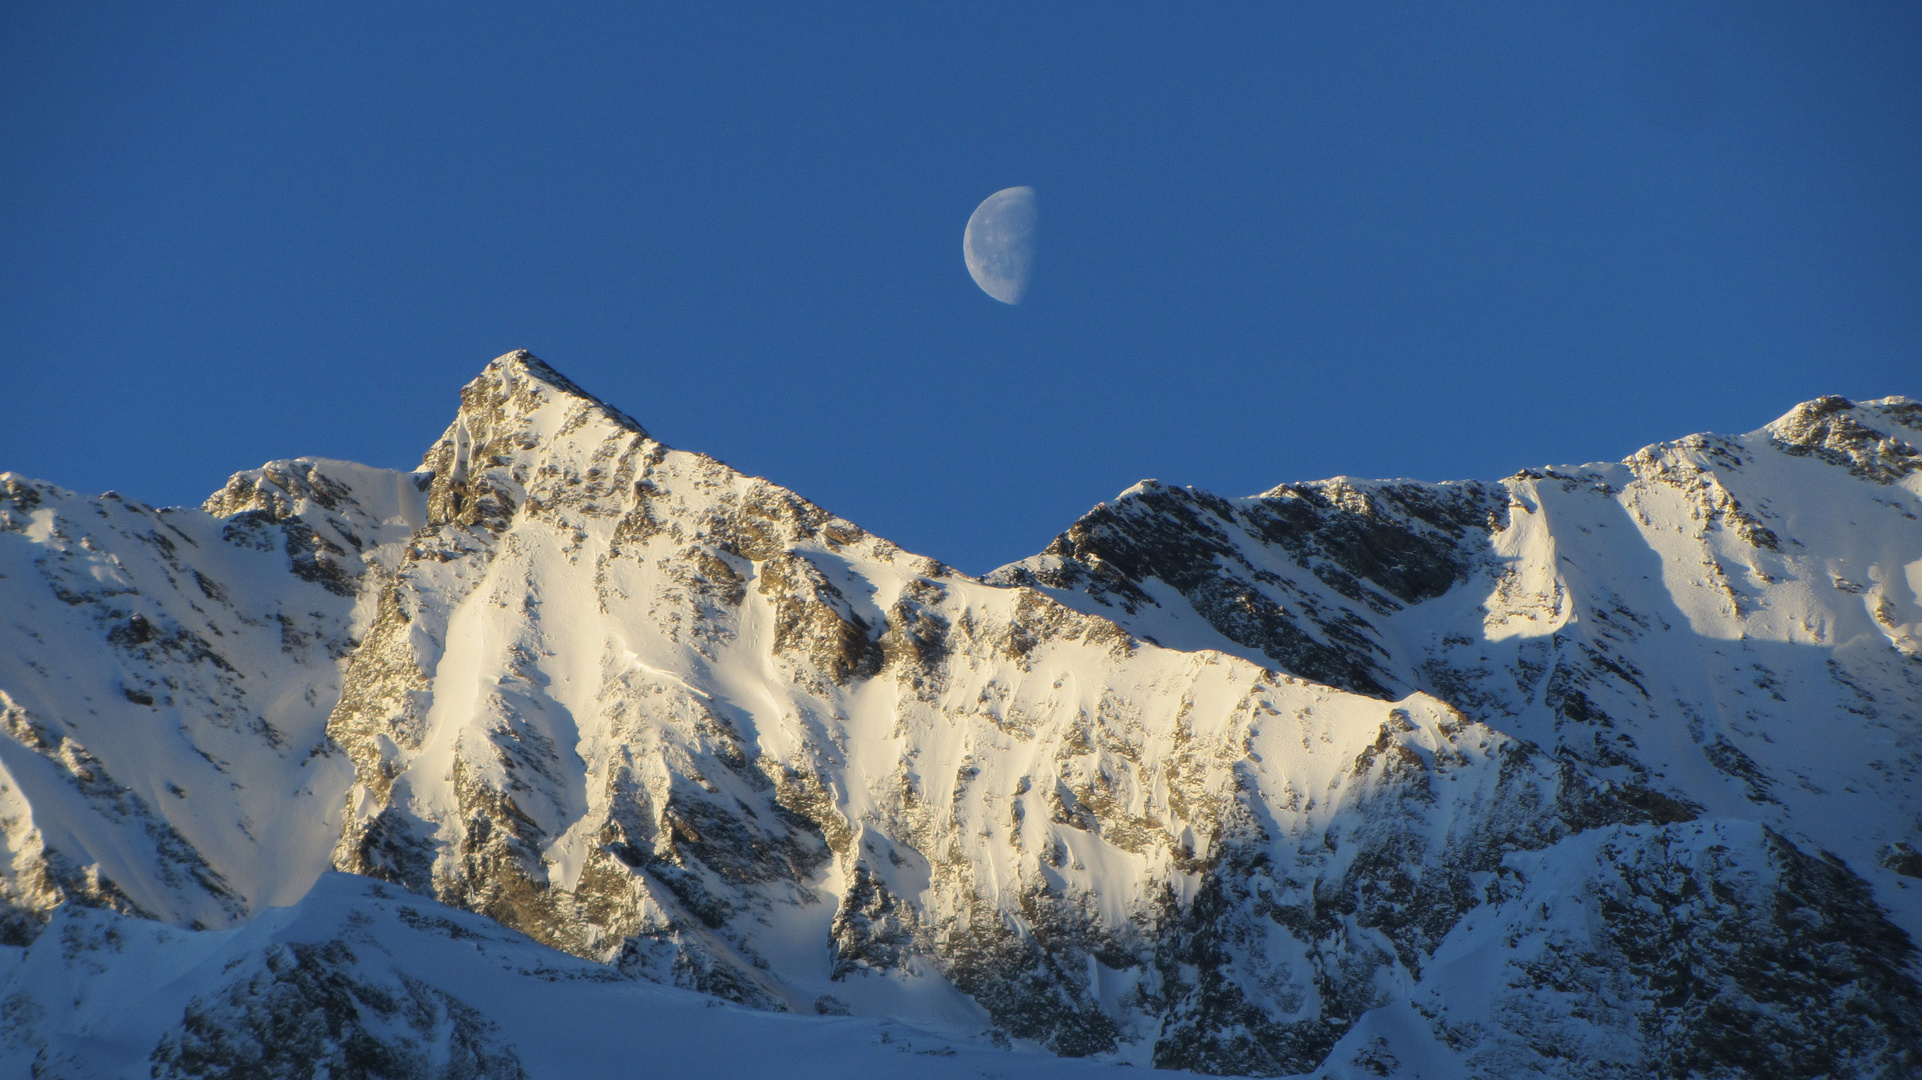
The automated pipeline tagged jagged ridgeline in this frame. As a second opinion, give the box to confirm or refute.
[0,352,1918,1078]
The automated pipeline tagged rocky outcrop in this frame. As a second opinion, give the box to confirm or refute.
[150,937,528,1080]
[991,477,1506,698]
[1767,394,1922,484]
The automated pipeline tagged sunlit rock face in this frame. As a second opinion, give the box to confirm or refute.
[1,354,1918,1077]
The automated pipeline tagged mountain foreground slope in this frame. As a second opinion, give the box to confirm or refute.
[0,352,1917,1078]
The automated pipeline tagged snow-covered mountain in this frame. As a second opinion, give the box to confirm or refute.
[0,352,1917,1078]
[0,872,1142,1080]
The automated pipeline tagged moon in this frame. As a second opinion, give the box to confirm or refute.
[963,186,1036,304]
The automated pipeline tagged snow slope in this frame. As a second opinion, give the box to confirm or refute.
[0,459,425,933]
[0,354,1916,1077]
[0,872,1153,1080]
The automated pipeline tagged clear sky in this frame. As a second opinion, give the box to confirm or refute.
[4,4,1918,574]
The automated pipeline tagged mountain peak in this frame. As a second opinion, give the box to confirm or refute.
[420,351,650,530]
[460,349,645,435]
[1763,393,1922,485]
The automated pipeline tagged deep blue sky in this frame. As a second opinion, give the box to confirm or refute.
[4,4,1918,573]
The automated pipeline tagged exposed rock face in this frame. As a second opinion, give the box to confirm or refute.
[0,358,1917,1077]
[1769,393,1922,483]
[993,477,1506,697]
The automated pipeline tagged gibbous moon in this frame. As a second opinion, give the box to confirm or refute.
[963,186,1036,304]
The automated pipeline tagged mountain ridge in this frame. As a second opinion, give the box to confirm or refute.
[0,352,1917,1078]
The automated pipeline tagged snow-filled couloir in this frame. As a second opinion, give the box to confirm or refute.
[0,353,1917,1078]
